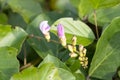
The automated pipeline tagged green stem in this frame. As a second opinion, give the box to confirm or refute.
[29,34,60,44]
[20,58,41,71]
[93,10,99,39]
[24,44,27,65]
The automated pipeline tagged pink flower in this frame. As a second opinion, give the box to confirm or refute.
[57,24,65,38]
[39,21,50,35]
[39,21,50,42]
[57,24,66,47]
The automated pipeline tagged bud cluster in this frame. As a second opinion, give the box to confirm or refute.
[68,36,88,69]
[78,45,88,68]
[68,36,77,58]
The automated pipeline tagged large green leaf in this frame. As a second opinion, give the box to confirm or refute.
[0,13,8,24]
[27,14,59,58]
[118,70,120,78]
[78,0,120,19]
[51,18,95,46]
[38,54,70,71]
[8,12,27,29]
[65,58,80,72]
[90,0,120,9]
[73,70,85,80]
[78,0,93,19]
[88,4,120,27]
[7,0,42,23]
[0,24,27,52]
[0,47,19,80]
[70,0,80,8]
[11,63,75,80]
[89,17,120,80]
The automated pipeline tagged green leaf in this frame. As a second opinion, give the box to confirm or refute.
[51,18,95,46]
[38,54,70,71]
[0,24,28,52]
[0,47,19,80]
[89,17,120,80]
[70,0,80,8]
[78,0,93,18]
[27,14,59,58]
[11,63,75,80]
[90,0,120,9]
[57,68,75,80]
[8,12,27,29]
[118,70,120,78]
[88,4,120,27]
[73,70,85,80]
[7,0,42,23]
[65,58,80,72]
[78,0,120,19]
[0,13,8,24]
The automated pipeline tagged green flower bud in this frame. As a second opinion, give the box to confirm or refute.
[79,44,84,52]
[68,45,74,52]
[72,36,77,46]
[69,53,78,58]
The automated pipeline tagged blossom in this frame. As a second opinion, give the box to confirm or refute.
[39,21,50,42]
[39,21,50,34]
[57,24,66,47]
[57,24,65,38]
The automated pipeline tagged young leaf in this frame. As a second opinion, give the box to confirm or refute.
[89,17,120,80]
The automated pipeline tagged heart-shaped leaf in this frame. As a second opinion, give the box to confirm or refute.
[89,17,120,80]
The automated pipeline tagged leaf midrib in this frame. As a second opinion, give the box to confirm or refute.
[89,45,116,76]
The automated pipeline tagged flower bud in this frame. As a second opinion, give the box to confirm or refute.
[72,36,77,46]
[57,24,66,47]
[79,52,84,57]
[80,62,84,65]
[73,46,76,52]
[79,57,83,61]
[85,57,88,61]
[60,36,66,47]
[79,44,84,52]
[44,32,50,42]
[68,45,74,52]
[83,48,87,54]
[69,53,78,58]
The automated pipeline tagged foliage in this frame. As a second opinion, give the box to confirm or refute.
[0,0,120,80]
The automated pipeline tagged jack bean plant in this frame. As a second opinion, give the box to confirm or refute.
[0,0,120,80]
